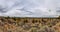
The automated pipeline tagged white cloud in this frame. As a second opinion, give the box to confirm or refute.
[0,0,60,17]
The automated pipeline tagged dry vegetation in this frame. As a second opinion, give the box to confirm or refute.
[0,16,60,32]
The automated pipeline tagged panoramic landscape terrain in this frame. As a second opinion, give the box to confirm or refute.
[0,16,60,32]
[0,0,60,32]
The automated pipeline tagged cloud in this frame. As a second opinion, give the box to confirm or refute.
[0,0,60,17]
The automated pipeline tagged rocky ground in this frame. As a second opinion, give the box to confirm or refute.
[0,17,60,32]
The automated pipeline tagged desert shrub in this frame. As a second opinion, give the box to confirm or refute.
[38,26,55,32]
[24,20,28,23]
[17,21,25,27]
[22,23,31,31]
[30,28,37,32]
[32,20,38,23]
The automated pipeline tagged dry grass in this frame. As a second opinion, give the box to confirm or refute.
[0,17,60,32]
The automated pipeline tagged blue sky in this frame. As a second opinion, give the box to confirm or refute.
[0,0,60,17]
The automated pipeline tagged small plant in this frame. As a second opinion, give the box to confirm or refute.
[31,28,37,32]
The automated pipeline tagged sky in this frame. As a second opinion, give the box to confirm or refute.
[0,0,60,17]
